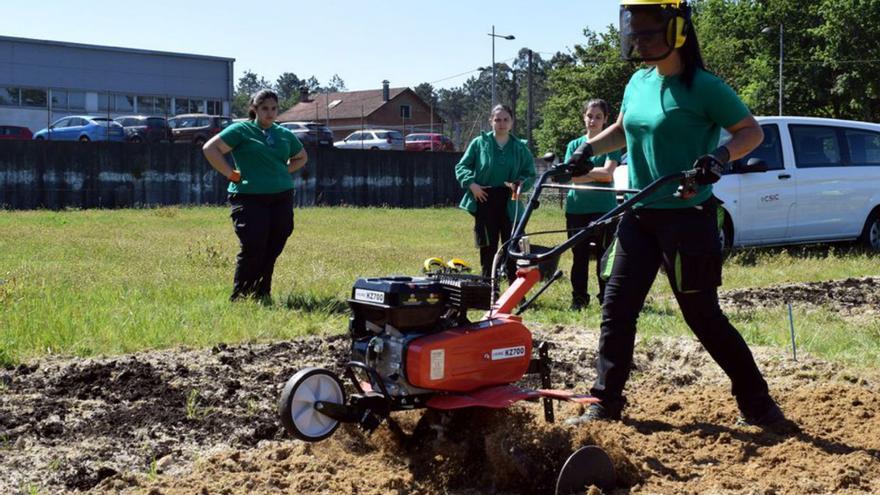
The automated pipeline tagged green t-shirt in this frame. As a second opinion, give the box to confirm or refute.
[454,131,536,221]
[621,68,750,208]
[563,135,622,214]
[218,121,304,194]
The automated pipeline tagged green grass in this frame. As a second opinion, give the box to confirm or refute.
[1,205,877,367]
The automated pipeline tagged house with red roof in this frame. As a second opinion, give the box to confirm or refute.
[276,80,444,141]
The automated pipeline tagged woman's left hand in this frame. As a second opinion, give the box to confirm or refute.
[287,149,308,173]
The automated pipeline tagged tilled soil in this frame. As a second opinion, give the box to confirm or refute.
[719,276,880,315]
[2,278,879,494]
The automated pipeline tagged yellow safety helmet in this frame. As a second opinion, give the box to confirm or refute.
[422,257,446,274]
[619,0,691,62]
[446,258,472,274]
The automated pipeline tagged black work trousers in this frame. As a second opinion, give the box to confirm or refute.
[473,187,516,281]
[228,190,294,301]
[566,212,611,305]
[590,201,773,418]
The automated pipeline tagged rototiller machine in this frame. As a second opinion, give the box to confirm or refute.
[278,148,705,493]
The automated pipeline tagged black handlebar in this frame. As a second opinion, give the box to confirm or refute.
[507,168,697,264]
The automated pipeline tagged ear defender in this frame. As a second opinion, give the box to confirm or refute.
[670,2,691,48]
[673,16,687,48]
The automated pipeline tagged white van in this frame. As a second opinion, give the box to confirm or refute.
[614,116,880,251]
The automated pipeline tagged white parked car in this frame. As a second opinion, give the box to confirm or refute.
[334,129,405,151]
[613,116,880,251]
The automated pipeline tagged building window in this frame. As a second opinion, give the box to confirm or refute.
[137,96,169,115]
[0,87,20,106]
[68,91,86,110]
[99,93,111,112]
[400,104,411,119]
[137,96,153,113]
[173,97,186,114]
[207,100,222,115]
[51,89,68,110]
[21,89,47,108]
[189,99,205,114]
[156,97,168,115]
[115,95,134,113]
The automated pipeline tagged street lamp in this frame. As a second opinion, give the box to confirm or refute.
[488,25,515,107]
[762,23,784,116]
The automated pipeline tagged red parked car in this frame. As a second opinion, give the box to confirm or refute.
[0,125,33,140]
[405,133,455,152]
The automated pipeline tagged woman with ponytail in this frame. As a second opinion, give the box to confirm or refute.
[202,89,308,302]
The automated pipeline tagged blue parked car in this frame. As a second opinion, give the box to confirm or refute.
[33,116,125,142]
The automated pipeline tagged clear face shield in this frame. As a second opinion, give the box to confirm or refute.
[619,5,678,62]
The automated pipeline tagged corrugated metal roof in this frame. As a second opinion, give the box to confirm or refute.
[0,35,235,62]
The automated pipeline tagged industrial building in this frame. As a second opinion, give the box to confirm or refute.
[0,35,234,133]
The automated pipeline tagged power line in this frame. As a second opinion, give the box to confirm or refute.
[782,58,880,66]
[428,69,482,85]
[425,56,518,87]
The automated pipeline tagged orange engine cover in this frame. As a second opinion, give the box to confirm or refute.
[406,317,532,392]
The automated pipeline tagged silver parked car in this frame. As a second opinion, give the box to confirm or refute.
[334,129,405,151]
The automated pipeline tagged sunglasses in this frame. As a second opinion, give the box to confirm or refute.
[262,128,274,147]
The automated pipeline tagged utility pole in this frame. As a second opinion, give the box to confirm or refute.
[527,49,534,152]
[488,26,515,108]
[778,23,784,116]
[510,67,518,134]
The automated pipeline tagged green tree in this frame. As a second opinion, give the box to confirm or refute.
[693,0,880,121]
[275,72,302,101]
[693,0,830,118]
[813,0,880,121]
[237,70,272,96]
[510,48,553,148]
[232,70,273,118]
[413,82,437,108]
[303,76,321,92]
[325,74,347,92]
[535,27,631,156]
[275,72,303,113]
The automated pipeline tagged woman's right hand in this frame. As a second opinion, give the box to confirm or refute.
[469,183,487,202]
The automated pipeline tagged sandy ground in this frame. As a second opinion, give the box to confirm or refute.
[1,277,879,494]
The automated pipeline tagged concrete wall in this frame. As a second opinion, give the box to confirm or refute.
[0,142,467,210]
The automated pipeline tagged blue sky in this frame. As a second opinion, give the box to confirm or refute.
[1,0,619,92]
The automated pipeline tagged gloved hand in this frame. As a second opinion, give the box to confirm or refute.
[567,141,594,176]
[551,172,572,184]
[693,146,730,185]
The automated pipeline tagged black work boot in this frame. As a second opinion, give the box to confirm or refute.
[736,399,797,432]
[737,401,785,425]
[570,294,590,311]
[565,402,622,425]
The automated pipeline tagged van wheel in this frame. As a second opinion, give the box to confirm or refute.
[79,136,90,143]
[859,208,880,252]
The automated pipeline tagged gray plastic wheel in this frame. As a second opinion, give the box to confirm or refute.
[278,367,345,442]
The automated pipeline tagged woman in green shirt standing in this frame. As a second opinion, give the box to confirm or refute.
[563,99,622,310]
[202,89,308,302]
[455,104,536,281]
[566,0,787,428]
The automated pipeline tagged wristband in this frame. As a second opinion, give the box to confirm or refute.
[710,146,730,164]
